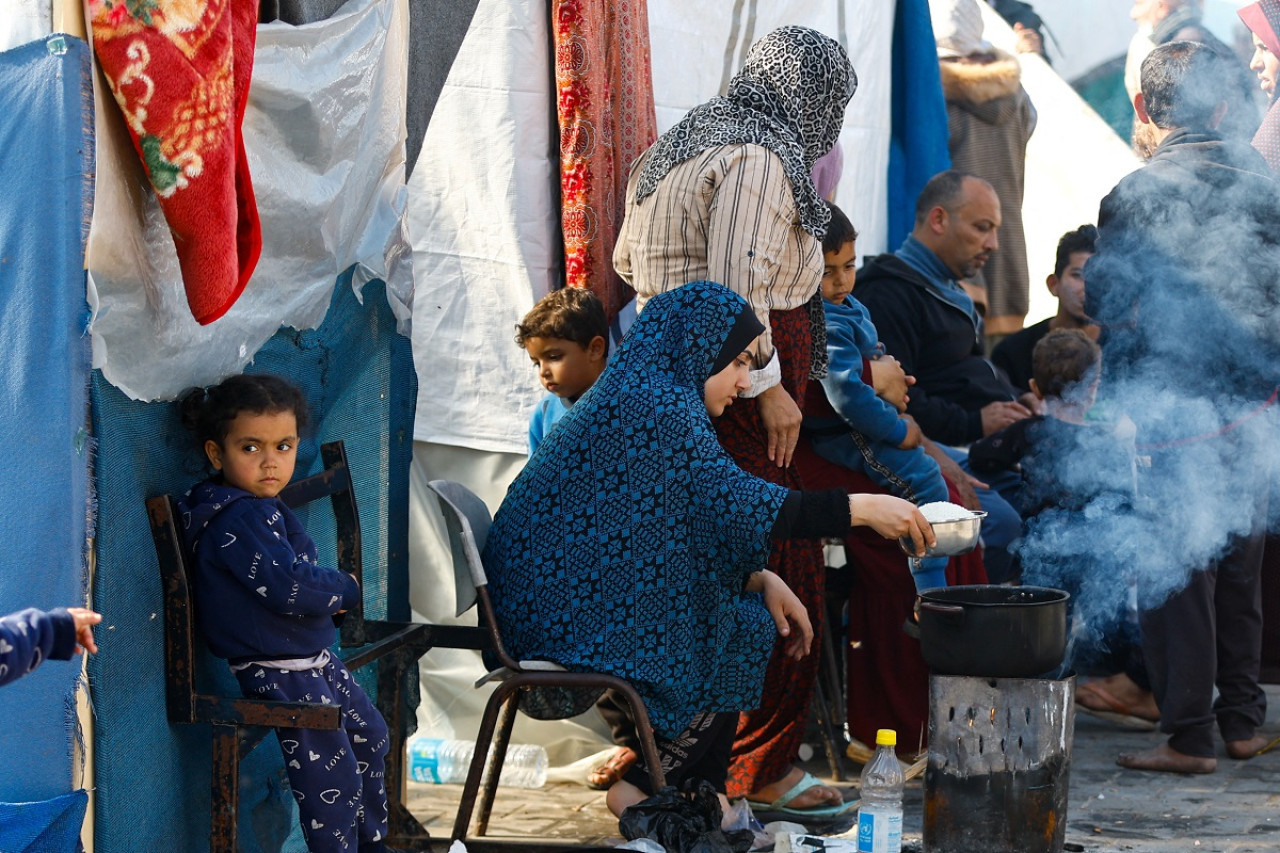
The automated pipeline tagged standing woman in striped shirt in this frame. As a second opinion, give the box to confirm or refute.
[614,25,860,815]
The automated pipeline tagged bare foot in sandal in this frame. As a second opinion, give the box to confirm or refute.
[1117,742,1216,774]
[747,765,842,810]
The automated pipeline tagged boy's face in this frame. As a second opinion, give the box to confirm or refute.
[205,410,299,499]
[821,239,857,304]
[524,335,607,400]
[1048,250,1092,323]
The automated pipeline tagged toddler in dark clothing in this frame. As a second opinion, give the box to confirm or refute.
[969,329,1135,518]
[177,374,395,853]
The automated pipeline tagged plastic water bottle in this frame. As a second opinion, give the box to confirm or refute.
[406,736,548,788]
[857,728,904,853]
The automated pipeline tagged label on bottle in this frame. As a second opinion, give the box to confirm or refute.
[407,738,446,784]
[857,809,902,853]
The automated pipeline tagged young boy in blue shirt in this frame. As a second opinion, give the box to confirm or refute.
[804,202,951,590]
[516,288,610,454]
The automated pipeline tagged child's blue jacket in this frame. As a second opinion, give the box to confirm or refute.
[811,297,908,446]
[0,608,76,686]
[177,480,361,664]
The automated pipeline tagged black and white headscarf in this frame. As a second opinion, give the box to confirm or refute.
[633,26,857,239]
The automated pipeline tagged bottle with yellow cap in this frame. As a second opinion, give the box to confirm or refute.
[856,728,904,853]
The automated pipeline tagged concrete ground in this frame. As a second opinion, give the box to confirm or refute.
[407,685,1280,852]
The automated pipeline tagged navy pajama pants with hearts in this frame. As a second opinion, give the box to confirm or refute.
[237,656,390,853]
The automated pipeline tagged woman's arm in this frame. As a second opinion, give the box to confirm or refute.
[770,489,935,556]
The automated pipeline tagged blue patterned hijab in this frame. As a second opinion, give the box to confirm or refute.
[483,282,790,738]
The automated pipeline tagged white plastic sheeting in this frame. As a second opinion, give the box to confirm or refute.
[979,5,1141,324]
[408,0,558,452]
[0,0,50,53]
[86,0,413,401]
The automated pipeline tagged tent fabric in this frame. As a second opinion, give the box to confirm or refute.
[554,0,657,320]
[88,278,415,853]
[0,0,50,53]
[409,0,559,453]
[0,33,94,804]
[0,790,89,853]
[89,0,263,326]
[887,0,951,251]
[87,0,412,402]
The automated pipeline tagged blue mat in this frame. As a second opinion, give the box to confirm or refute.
[88,277,416,852]
[0,790,89,853]
[0,34,94,803]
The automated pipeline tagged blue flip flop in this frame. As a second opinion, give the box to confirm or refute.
[745,771,859,819]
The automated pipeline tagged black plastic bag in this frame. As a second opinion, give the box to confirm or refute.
[618,779,754,853]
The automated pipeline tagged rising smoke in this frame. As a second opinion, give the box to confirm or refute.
[1012,41,1280,665]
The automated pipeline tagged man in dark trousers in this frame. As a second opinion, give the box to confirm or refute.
[1088,40,1280,773]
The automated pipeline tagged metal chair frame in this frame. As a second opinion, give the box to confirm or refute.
[147,441,464,852]
[426,479,667,843]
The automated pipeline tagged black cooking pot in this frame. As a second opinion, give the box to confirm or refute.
[916,585,1069,678]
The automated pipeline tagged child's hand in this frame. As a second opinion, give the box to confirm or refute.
[870,356,910,412]
[897,415,924,450]
[68,607,101,655]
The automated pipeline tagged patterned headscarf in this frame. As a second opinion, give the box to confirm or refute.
[633,26,857,238]
[1240,0,1280,170]
[482,282,790,738]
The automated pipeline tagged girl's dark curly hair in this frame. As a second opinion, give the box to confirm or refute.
[178,374,310,447]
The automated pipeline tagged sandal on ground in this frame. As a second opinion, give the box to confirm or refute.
[745,771,857,819]
[585,746,638,790]
[1075,682,1158,731]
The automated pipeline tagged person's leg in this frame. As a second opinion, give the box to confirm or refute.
[1213,518,1268,756]
[609,712,740,821]
[238,665,368,853]
[329,659,392,849]
[1118,568,1218,772]
[723,536,835,807]
[587,690,640,789]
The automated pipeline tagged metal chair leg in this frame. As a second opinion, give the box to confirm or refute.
[452,682,512,841]
[475,688,520,836]
[210,724,240,853]
[613,681,666,792]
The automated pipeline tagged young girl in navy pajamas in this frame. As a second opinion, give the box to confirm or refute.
[177,374,396,853]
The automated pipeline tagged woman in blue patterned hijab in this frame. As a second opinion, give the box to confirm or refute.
[483,281,932,816]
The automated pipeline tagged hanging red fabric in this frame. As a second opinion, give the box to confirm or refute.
[552,0,657,321]
[90,0,262,326]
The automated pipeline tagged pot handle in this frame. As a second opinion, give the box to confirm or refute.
[918,601,967,624]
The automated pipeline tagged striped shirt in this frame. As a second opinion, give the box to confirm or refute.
[614,143,822,393]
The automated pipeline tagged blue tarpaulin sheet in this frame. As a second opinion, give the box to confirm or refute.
[0,33,94,803]
[887,0,952,250]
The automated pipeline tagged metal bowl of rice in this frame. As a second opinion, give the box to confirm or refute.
[899,501,987,557]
